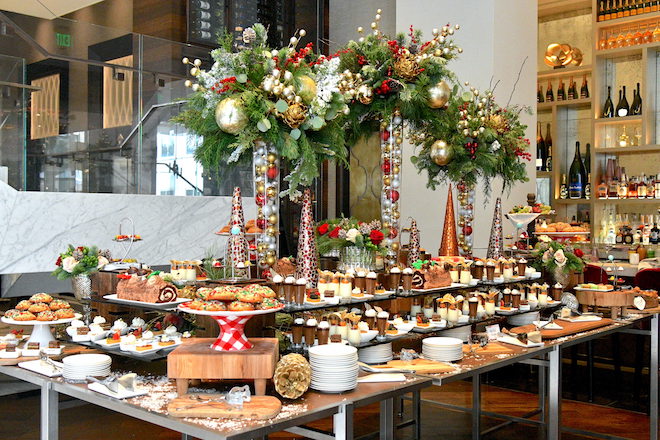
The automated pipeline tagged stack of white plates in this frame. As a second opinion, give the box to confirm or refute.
[422,337,464,362]
[358,342,393,364]
[437,326,471,343]
[309,344,358,393]
[507,311,540,327]
[62,354,111,381]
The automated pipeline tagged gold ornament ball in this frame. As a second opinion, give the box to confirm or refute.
[266,249,276,257]
[259,258,267,266]
[393,165,400,174]
[266,226,277,236]
[215,97,248,134]
[382,221,391,229]
[266,256,276,265]
[266,186,277,198]
[429,140,453,166]
[267,153,277,163]
[256,182,265,194]
[427,80,451,108]
[297,75,317,104]
[391,242,400,252]
[257,243,268,252]
[383,176,391,186]
[268,214,278,225]
[391,211,400,219]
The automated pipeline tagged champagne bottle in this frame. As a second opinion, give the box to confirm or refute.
[637,0,644,14]
[557,80,566,101]
[584,142,591,176]
[605,0,612,19]
[537,84,544,103]
[631,0,638,14]
[618,0,625,17]
[567,77,576,100]
[569,142,584,199]
[560,174,569,199]
[616,86,630,117]
[580,74,589,99]
[624,0,631,16]
[603,86,615,117]
[545,80,554,102]
[599,0,606,20]
[536,123,545,171]
[630,82,642,115]
[579,143,588,197]
[545,123,553,171]
[585,173,592,199]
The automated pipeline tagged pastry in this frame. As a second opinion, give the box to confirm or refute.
[330,334,342,343]
[29,293,53,303]
[423,264,452,289]
[3,309,20,319]
[374,284,386,295]
[54,307,75,319]
[203,301,227,312]
[385,323,398,335]
[36,311,57,321]
[516,332,528,345]
[15,300,32,311]
[228,301,255,311]
[351,287,363,298]
[76,326,90,335]
[273,257,296,276]
[136,343,153,352]
[195,287,214,300]
[13,311,36,321]
[28,303,49,314]
[106,332,121,345]
[416,314,430,327]
[48,341,60,348]
[27,342,40,350]
[116,274,178,303]
[307,291,322,302]
[411,271,426,289]
[528,331,542,344]
[158,339,176,347]
[236,290,264,304]
[49,299,71,311]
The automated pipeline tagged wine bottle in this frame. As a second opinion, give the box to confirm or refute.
[603,86,615,117]
[584,142,591,176]
[599,0,606,20]
[545,80,554,102]
[536,123,545,171]
[569,142,584,199]
[567,77,576,100]
[537,84,544,103]
[585,173,592,199]
[624,0,631,16]
[630,82,642,115]
[580,74,589,99]
[616,86,630,117]
[557,80,566,101]
[560,174,568,199]
[579,143,588,197]
[545,123,553,171]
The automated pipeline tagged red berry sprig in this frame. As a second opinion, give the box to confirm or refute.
[464,141,478,160]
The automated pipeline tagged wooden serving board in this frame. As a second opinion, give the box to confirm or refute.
[462,342,515,355]
[575,290,633,307]
[371,359,456,374]
[167,394,281,419]
[510,318,613,339]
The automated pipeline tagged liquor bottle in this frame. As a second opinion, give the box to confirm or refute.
[628,175,638,198]
[597,179,608,198]
[616,86,630,116]
[651,223,660,244]
[557,80,566,101]
[624,226,634,245]
[560,174,569,199]
[599,0,606,20]
[568,142,584,199]
[545,80,554,102]
[536,123,545,171]
[545,123,553,171]
[585,173,592,199]
[619,172,629,198]
[584,142,591,176]
[630,82,642,114]
[646,176,655,198]
[638,174,648,198]
[655,173,660,199]
[603,86,615,117]
[580,75,590,99]
[537,84,544,103]
[653,0,659,12]
[567,77,576,100]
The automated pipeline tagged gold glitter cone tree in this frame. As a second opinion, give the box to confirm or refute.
[439,184,459,256]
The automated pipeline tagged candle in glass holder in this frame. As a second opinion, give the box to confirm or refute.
[447,305,459,325]
[348,324,361,346]
[411,297,422,317]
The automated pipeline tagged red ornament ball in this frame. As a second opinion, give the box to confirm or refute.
[255,194,266,206]
[463,225,473,236]
[381,130,390,142]
[266,166,279,180]
[387,189,400,202]
[389,228,398,239]
[381,159,391,174]
[256,218,267,229]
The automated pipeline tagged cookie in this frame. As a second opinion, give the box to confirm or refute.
[228,301,255,312]
[203,301,227,312]
[13,311,36,321]
[28,303,49,314]
[16,300,32,311]
[195,287,213,300]
[236,290,263,304]
[54,308,75,319]
[49,299,71,311]
[3,309,20,319]
[258,298,283,309]
[209,286,238,301]
[36,311,57,321]
[30,293,53,303]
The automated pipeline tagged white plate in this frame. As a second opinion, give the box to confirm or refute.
[573,287,614,292]
[94,339,122,349]
[305,299,327,306]
[18,360,62,377]
[177,303,284,316]
[103,294,188,309]
[359,330,378,343]
[495,307,519,315]
[62,353,112,366]
[0,349,20,359]
[497,335,544,348]
[423,337,464,347]
[309,344,357,357]
[1,314,82,327]
[350,294,374,301]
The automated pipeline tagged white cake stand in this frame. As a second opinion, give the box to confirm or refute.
[1,314,81,346]
[505,213,541,249]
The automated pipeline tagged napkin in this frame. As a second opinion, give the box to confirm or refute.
[357,373,407,383]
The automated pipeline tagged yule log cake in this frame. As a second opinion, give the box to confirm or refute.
[117,274,178,303]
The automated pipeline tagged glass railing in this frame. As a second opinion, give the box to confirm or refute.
[0,9,253,196]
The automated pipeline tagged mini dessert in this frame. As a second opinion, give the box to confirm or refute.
[431,313,442,322]
[374,284,386,295]
[30,293,53,303]
[48,341,60,349]
[376,310,389,336]
[459,265,472,284]
[416,314,430,327]
[388,267,401,290]
[228,301,255,311]
[274,257,296,276]
[284,276,295,303]
[28,303,49,314]
[449,268,459,283]
[401,268,414,291]
[339,275,353,299]
[502,288,512,306]
[351,287,364,298]
[49,299,71,311]
[517,258,527,276]
[106,331,121,345]
[37,311,57,321]
[295,278,307,304]
[317,321,330,345]
[516,332,528,345]
[27,342,40,350]
[560,307,572,319]
[468,297,479,319]
[347,323,361,345]
[354,271,367,292]
[330,334,342,343]
[446,304,459,324]
[135,341,153,351]
[411,297,422,317]
[385,323,398,335]
[528,331,542,344]
[337,320,349,339]
[158,338,176,347]
[552,283,563,298]
[511,290,522,308]
[15,300,32,311]
[120,334,138,351]
[472,260,485,280]
[364,309,377,329]
[365,272,378,294]
[307,291,322,303]
[411,270,426,289]
[328,275,340,297]
[13,311,36,321]
[323,290,335,300]
[502,263,514,280]
[485,260,496,281]
[291,318,304,345]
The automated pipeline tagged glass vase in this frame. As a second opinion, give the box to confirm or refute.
[340,247,375,272]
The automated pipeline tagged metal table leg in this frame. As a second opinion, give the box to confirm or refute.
[380,398,394,440]
[547,345,561,440]
[412,390,421,440]
[334,403,354,440]
[472,374,480,440]
[651,314,658,440]
[41,382,58,440]
[539,361,546,424]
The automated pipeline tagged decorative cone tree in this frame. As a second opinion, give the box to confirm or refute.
[294,188,319,287]
[486,197,504,259]
[229,186,248,268]
[407,218,421,265]
[439,184,459,257]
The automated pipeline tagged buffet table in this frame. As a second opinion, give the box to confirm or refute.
[0,364,431,440]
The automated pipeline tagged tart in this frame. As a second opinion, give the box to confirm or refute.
[228,301,255,312]
[36,311,57,321]
[55,308,76,319]
[106,332,121,345]
[29,293,53,303]
[374,284,386,295]
[307,291,322,302]
[49,299,71,311]
[385,324,398,335]
[15,300,32,311]
[158,339,176,347]
[135,344,153,352]
[28,303,49,314]
[415,314,430,327]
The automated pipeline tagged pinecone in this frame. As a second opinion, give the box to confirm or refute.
[72,250,84,260]
[273,353,311,400]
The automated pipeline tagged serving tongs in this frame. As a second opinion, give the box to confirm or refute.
[358,361,415,374]
[39,352,63,373]
[87,373,136,394]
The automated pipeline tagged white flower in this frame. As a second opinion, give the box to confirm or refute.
[541,249,552,263]
[539,235,552,243]
[97,256,109,269]
[62,256,78,273]
[554,249,567,267]
[491,140,501,152]
[345,228,360,243]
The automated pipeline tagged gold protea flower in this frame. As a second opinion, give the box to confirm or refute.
[393,54,421,81]
[282,102,308,128]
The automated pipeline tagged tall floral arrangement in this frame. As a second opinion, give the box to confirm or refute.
[316,218,389,255]
[52,245,110,280]
[530,240,586,285]
[174,24,348,198]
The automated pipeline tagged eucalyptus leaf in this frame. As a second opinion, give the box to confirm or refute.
[257,118,272,132]
[236,74,248,83]
[461,91,473,102]
[311,116,324,130]
[290,128,301,140]
[275,99,289,113]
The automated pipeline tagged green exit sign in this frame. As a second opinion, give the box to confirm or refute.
[55,32,71,48]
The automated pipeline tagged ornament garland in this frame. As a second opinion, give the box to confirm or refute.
[174,24,348,199]
[456,180,475,257]
[253,141,280,269]
[380,110,403,266]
